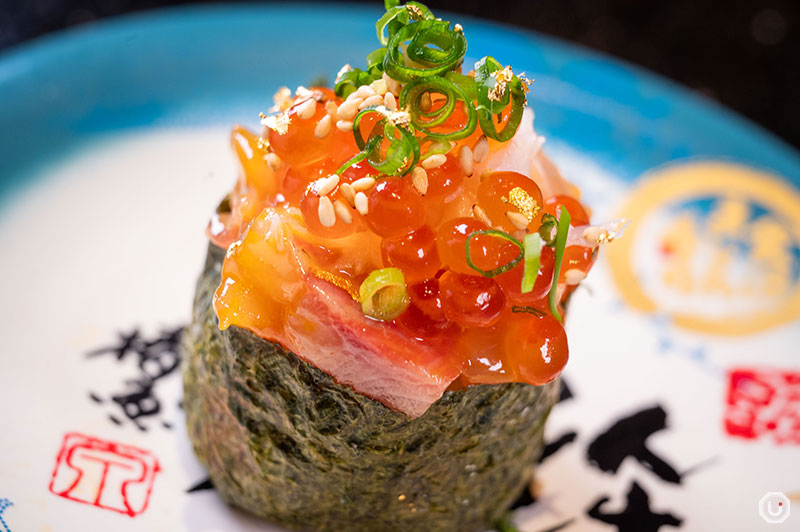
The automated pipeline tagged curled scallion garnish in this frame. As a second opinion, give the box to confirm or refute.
[359,267,410,321]
[474,56,527,142]
[399,76,478,140]
[465,230,524,278]
[335,136,382,175]
[383,19,467,82]
[334,1,530,175]
[352,106,420,176]
[376,2,433,45]
[520,233,542,294]
[548,206,571,322]
[335,68,381,98]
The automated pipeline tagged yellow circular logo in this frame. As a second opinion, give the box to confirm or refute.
[607,161,800,336]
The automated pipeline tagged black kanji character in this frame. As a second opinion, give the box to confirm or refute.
[587,481,682,531]
[539,430,578,463]
[187,477,215,493]
[587,405,682,484]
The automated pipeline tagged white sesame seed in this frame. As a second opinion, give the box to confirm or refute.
[370,79,388,95]
[459,145,474,176]
[354,191,369,215]
[351,177,376,192]
[266,152,281,170]
[429,141,454,154]
[472,204,492,226]
[313,174,339,196]
[273,86,291,106]
[296,98,316,120]
[582,226,610,245]
[336,120,354,132]
[337,98,362,121]
[339,182,356,207]
[422,154,447,169]
[564,268,587,285]
[359,94,384,110]
[325,100,338,120]
[506,211,530,231]
[419,92,432,112]
[333,199,353,224]
[318,196,336,228]
[512,229,528,241]
[355,85,376,99]
[473,135,489,163]
[314,114,332,139]
[382,72,401,95]
[411,166,428,196]
[295,85,312,98]
[383,92,397,111]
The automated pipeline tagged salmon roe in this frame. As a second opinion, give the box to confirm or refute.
[210,88,598,388]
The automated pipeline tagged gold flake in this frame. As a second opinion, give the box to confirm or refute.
[518,72,533,93]
[488,65,514,102]
[503,186,540,221]
[405,4,424,20]
[261,112,291,135]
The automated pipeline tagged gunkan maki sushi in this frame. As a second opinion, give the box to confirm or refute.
[183,2,617,531]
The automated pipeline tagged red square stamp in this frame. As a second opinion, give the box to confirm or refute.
[49,433,161,517]
[724,368,800,445]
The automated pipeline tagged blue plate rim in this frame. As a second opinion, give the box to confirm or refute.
[0,2,798,194]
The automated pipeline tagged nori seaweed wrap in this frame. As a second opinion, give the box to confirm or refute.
[183,2,606,530]
[184,244,560,532]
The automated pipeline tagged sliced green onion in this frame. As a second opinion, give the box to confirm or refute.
[335,136,381,175]
[352,106,420,176]
[376,3,433,46]
[335,68,381,98]
[474,56,526,142]
[337,2,532,177]
[538,213,557,246]
[465,230,524,278]
[359,267,410,321]
[520,233,542,293]
[366,47,387,69]
[399,76,478,141]
[476,79,525,142]
[383,19,466,81]
[424,140,455,156]
[376,6,406,45]
[444,71,478,100]
[474,56,510,113]
[548,206,571,322]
